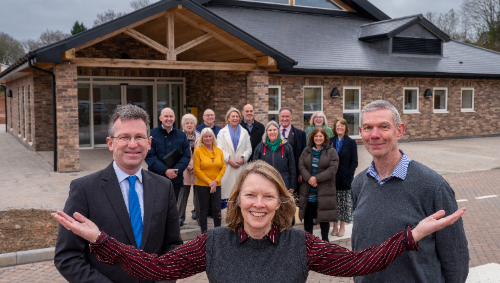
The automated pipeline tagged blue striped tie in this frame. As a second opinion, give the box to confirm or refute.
[127,176,142,248]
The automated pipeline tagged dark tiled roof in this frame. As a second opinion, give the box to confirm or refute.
[0,53,29,78]
[207,6,500,77]
[358,15,416,39]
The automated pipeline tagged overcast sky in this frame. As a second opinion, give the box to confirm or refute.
[1,0,461,41]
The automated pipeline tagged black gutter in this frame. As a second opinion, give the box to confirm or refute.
[28,58,57,172]
[0,84,6,132]
[271,69,500,80]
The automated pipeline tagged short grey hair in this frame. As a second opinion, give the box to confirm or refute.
[262,120,284,142]
[279,107,293,116]
[181,113,197,129]
[108,104,150,137]
[361,100,402,126]
[225,107,242,123]
[309,111,328,126]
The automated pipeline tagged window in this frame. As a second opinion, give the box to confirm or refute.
[268,86,281,123]
[461,88,474,112]
[392,38,442,56]
[303,86,322,129]
[433,88,448,113]
[343,87,361,137]
[294,0,342,10]
[403,88,419,114]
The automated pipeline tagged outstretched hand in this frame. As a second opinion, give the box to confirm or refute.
[52,210,101,243]
[412,207,466,242]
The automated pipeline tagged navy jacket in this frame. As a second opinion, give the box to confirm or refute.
[241,119,265,162]
[330,135,358,191]
[196,123,222,138]
[146,123,191,188]
[253,141,297,190]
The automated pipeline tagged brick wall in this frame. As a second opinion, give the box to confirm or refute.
[247,68,269,125]
[0,90,5,124]
[54,64,79,172]
[271,75,500,140]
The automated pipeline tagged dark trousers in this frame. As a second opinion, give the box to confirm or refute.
[195,185,221,233]
[304,202,330,242]
[173,187,181,202]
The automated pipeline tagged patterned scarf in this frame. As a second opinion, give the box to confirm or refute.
[308,146,323,203]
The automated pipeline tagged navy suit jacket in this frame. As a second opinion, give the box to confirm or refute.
[240,119,265,162]
[54,163,183,283]
[330,135,358,190]
[289,125,307,188]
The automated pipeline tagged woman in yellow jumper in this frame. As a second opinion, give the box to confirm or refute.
[193,128,226,233]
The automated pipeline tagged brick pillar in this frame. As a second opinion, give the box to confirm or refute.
[54,64,80,172]
[247,68,269,125]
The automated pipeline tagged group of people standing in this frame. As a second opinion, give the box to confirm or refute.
[146,103,359,239]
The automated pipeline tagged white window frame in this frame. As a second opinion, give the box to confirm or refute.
[268,85,281,118]
[403,87,420,114]
[303,86,323,129]
[433,87,448,113]
[77,76,186,149]
[343,86,361,139]
[461,88,474,112]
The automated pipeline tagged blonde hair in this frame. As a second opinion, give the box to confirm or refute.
[226,160,296,232]
[225,107,242,124]
[309,111,328,127]
[196,128,217,148]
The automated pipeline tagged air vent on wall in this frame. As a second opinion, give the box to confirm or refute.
[392,37,442,55]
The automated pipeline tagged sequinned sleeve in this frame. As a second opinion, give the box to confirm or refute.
[307,227,418,277]
[90,232,207,281]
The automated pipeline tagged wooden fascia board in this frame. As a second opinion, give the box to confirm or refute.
[124,29,169,54]
[174,11,257,60]
[74,11,167,51]
[70,58,257,71]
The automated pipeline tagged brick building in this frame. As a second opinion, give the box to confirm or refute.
[1,0,500,172]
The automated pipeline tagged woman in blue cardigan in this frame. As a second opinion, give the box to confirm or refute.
[330,118,358,237]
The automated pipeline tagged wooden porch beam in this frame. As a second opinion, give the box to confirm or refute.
[256,56,276,68]
[124,29,169,54]
[70,58,257,71]
[75,11,167,51]
[166,12,176,60]
[62,48,76,61]
[175,11,257,61]
[175,34,212,55]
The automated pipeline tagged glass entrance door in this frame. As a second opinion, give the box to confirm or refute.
[93,85,121,146]
[126,85,154,130]
[157,83,184,129]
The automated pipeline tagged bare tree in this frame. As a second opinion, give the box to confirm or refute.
[39,30,70,46]
[0,32,25,65]
[21,38,44,52]
[461,0,500,49]
[93,9,127,27]
[426,9,461,39]
[130,0,151,10]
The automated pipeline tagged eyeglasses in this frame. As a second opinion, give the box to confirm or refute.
[204,114,215,117]
[111,135,149,143]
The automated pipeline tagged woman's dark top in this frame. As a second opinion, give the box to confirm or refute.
[330,135,358,191]
[90,225,418,282]
[253,141,297,190]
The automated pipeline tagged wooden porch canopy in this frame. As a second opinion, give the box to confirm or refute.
[33,0,295,73]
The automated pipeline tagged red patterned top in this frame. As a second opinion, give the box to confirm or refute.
[90,225,418,281]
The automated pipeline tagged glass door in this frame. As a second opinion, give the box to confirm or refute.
[125,84,154,130]
[157,83,184,129]
[93,84,121,146]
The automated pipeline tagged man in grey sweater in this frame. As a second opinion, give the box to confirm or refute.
[351,100,469,283]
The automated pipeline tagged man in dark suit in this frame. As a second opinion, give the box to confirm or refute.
[240,104,265,162]
[54,104,182,283]
[279,107,306,225]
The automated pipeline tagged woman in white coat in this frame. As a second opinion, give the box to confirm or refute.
[217,107,252,209]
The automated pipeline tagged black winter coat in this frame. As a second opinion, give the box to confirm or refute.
[145,123,191,188]
[253,141,297,190]
[330,135,358,191]
[240,120,265,162]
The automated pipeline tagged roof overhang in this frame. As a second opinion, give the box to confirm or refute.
[0,62,30,84]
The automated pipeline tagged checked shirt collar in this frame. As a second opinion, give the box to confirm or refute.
[367,150,412,185]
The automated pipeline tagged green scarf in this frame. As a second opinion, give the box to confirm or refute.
[266,138,282,153]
